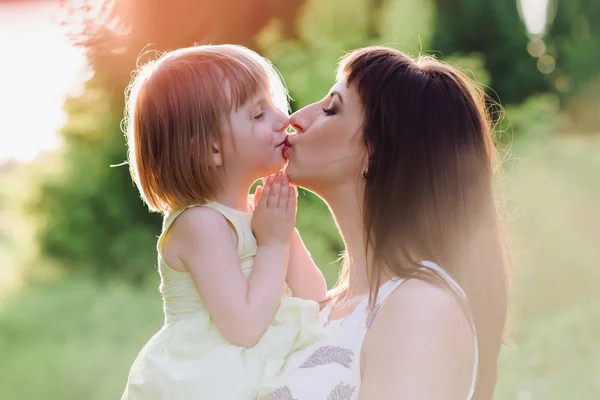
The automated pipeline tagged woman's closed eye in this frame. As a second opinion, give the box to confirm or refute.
[322,107,336,116]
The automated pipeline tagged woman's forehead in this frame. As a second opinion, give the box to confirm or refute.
[330,78,361,110]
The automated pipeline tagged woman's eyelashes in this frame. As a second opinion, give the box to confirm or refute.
[322,106,336,116]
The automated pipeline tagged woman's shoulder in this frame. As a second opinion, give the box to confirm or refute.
[359,279,476,397]
[372,278,471,336]
[363,277,476,365]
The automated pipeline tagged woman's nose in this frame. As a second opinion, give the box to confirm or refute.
[289,109,311,134]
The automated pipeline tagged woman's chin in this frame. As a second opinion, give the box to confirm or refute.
[284,161,297,179]
[285,167,309,189]
[285,160,316,189]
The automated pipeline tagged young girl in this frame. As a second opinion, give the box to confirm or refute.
[120,44,327,400]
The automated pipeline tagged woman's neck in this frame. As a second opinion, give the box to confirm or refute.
[320,182,371,297]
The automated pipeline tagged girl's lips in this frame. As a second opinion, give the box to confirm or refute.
[281,136,291,158]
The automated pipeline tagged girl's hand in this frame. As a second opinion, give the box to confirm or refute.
[254,174,297,209]
[251,171,296,247]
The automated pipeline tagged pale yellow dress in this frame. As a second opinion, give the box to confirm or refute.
[121,202,324,400]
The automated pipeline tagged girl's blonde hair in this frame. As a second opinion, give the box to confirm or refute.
[124,44,288,213]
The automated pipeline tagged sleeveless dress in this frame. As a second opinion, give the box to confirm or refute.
[121,202,324,400]
[265,261,479,400]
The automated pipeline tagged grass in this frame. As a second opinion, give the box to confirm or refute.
[0,279,163,400]
[493,134,600,399]
[1,134,599,399]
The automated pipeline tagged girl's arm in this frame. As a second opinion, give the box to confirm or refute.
[253,182,327,303]
[358,279,475,400]
[286,228,327,302]
[167,173,296,348]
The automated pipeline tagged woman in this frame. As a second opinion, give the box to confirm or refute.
[270,46,509,399]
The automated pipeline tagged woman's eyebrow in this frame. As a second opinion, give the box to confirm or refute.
[330,91,344,104]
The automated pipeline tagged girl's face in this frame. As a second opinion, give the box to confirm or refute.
[222,90,290,181]
[285,79,366,192]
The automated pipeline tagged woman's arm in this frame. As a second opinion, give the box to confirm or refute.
[359,279,475,400]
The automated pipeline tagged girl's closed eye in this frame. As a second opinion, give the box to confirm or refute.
[253,110,265,120]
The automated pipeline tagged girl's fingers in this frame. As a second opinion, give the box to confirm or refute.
[259,176,273,208]
[253,186,263,209]
[279,175,289,209]
[268,172,282,208]
[287,186,296,214]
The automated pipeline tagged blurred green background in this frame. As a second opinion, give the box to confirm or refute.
[1,0,599,398]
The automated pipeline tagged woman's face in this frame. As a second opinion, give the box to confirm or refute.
[286,79,366,192]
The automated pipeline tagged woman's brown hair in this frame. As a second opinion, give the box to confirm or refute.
[124,44,288,213]
[336,46,510,399]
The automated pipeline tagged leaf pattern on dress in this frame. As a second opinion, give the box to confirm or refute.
[327,382,356,400]
[300,345,354,369]
[365,303,381,329]
[266,386,297,400]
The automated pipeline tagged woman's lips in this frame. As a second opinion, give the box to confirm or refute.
[275,136,292,158]
[282,136,291,158]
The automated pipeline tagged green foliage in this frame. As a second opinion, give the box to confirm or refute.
[29,83,161,283]
[432,0,548,104]
[499,93,569,142]
[547,0,600,97]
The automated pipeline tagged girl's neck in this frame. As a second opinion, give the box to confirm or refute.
[214,175,255,213]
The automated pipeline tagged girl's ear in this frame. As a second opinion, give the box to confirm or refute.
[212,142,222,167]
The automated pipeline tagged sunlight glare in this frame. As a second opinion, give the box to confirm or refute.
[0,2,90,163]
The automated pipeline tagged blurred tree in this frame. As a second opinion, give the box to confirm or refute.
[431,0,549,104]
[544,0,600,132]
[545,0,600,97]
[61,0,304,89]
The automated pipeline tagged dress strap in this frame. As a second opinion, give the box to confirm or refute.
[362,279,407,329]
[201,202,253,254]
[375,278,406,305]
[419,260,467,298]
[419,261,479,400]
[157,201,252,256]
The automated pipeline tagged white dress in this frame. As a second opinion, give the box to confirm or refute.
[120,202,324,400]
[265,261,479,400]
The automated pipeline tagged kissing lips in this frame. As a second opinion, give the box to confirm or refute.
[277,136,292,158]
[281,136,291,159]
